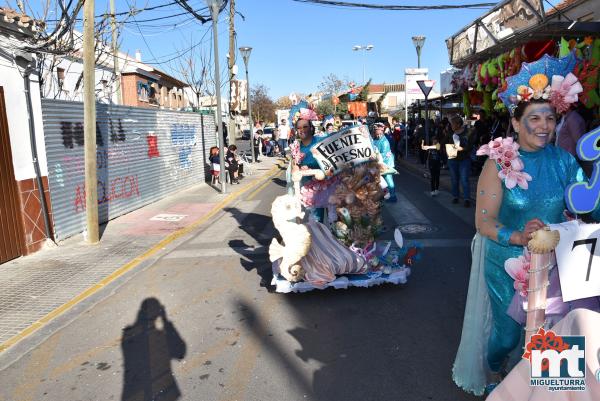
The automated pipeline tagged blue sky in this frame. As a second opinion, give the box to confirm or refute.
[32,1,561,99]
[116,0,487,98]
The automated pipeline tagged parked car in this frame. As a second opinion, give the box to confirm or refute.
[262,127,275,139]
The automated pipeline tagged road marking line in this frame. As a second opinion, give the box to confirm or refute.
[189,200,262,244]
[163,247,268,259]
[0,163,284,354]
[246,172,281,201]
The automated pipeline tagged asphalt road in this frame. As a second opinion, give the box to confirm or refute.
[0,162,480,401]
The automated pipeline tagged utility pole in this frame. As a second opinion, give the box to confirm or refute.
[110,0,121,104]
[228,0,236,145]
[84,0,99,243]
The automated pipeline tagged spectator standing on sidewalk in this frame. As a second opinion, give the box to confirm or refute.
[252,121,263,161]
[421,136,441,196]
[225,144,241,184]
[414,119,426,164]
[253,129,263,162]
[392,118,403,159]
[209,146,221,185]
[446,115,473,207]
[278,119,290,157]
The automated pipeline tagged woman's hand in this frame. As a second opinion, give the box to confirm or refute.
[300,165,309,171]
[516,218,546,245]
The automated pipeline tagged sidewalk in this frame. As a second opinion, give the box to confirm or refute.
[0,156,284,352]
[395,153,479,202]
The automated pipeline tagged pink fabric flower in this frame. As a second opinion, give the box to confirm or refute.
[289,141,305,164]
[510,157,524,170]
[550,73,583,114]
[299,108,318,121]
[477,136,530,190]
[503,148,516,161]
[499,169,532,189]
[505,253,531,297]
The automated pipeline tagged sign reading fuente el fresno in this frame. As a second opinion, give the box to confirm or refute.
[311,125,375,173]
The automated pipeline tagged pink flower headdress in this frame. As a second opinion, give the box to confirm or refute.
[477,137,532,189]
[498,52,582,115]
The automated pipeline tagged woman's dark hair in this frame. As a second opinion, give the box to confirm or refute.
[228,144,237,151]
[325,123,334,129]
[257,129,264,135]
[209,146,219,156]
[512,99,555,121]
[450,115,463,127]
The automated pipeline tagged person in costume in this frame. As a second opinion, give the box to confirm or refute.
[290,114,326,222]
[452,52,600,396]
[371,122,397,203]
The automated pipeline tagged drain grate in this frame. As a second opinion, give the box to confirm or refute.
[396,223,439,234]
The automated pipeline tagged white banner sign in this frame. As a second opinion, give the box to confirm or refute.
[550,221,600,302]
[311,125,374,174]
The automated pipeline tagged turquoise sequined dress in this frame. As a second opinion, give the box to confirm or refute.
[453,144,597,395]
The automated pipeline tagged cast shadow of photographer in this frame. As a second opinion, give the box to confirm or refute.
[121,298,186,401]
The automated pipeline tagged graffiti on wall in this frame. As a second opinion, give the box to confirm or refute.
[170,123,196,171]
[147,134,160,159]
[61,121,104,148]
[73,175,140,212]
[60,118,143,148]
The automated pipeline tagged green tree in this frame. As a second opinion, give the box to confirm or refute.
[316,99,334,116]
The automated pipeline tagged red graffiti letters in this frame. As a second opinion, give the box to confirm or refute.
[147,135,160,158]
[73,175,140,212]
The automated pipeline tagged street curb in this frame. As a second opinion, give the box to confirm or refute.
[0,162,284,353]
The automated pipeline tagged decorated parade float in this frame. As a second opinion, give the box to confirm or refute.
[268,102,421,293]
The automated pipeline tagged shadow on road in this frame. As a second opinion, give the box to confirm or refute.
[271,177,287,188]
[223,207,276,291]
[121,297,187,401]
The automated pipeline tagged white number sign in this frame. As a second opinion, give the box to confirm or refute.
[550,221,600,302]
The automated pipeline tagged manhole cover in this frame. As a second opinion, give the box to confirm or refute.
[397,223,439,234]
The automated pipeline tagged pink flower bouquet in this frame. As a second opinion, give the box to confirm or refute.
[476,137,532,189]
[504,249,531,297]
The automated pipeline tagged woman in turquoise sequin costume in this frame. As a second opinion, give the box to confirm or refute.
[371,123,397,202]
[453,99,600,395]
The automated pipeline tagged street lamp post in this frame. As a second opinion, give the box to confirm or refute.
[239,46,254,164]
[207,0,226,194]
[411,36,425,69]
[352,44,374,84]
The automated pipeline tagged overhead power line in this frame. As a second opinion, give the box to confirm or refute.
[291,0,497,10]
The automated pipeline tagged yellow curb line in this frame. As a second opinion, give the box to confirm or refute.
[0,163,284,354]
